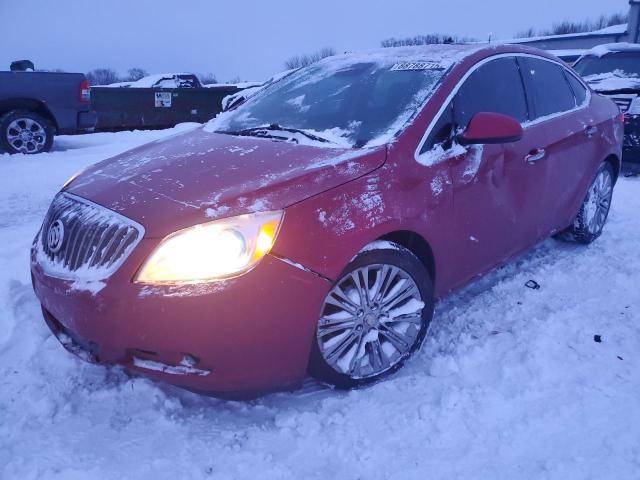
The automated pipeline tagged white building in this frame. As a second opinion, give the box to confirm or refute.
[509,0,639,61]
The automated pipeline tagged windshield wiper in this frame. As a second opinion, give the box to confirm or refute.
[218,124,335,144]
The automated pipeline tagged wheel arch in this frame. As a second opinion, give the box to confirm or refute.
[604,153,621,184]
[377,230,436,284]
[0,98,58,132]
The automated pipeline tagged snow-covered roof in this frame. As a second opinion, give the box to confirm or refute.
[324,43,485,68]
[101,81,134,88]
[548,49,588,58]
[595,23,628,35]
[505,23,628,44]
[583,42,640,58]
[203,81,262,89]
[128,73,196,88]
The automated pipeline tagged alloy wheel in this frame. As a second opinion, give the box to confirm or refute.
[6,117,47,153]
[317,264,425,380]
[584,168,613,235]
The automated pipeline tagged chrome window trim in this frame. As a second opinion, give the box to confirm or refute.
[414,52,592,163]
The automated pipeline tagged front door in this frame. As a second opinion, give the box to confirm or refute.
[442,56,545,284]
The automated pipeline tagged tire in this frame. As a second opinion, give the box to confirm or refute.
[0,110,54,154]
[308,243,434,389]
[557,162,614,244]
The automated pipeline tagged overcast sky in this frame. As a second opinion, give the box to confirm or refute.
[0,0,630,81]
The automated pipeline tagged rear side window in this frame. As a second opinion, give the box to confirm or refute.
[453,57,529,127]
[565,72,588,107]
[520,58,576,119]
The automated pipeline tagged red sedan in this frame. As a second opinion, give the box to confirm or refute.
[31,44,623,396]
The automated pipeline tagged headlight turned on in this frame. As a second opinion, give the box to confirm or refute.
[136,211,284,284]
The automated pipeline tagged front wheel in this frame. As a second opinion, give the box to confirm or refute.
[558,162,614,244]
[0,110,54,154]
[308,243,434,389]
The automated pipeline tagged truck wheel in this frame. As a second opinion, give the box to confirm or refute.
[0,110,54,154]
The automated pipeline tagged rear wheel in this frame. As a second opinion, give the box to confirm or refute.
[558,162,614,244]
[308,244,434,389]
[0,110,54,154]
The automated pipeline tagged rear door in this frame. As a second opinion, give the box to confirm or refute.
[518,57,599,233]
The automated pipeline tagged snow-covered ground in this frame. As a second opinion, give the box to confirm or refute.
[1,128,639,479]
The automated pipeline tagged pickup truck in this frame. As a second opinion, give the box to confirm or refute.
[0,70,96,154]
[91,73,249,131]
[574,43,640,174]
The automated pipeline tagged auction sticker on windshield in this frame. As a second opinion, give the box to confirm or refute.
[390,62,443,71]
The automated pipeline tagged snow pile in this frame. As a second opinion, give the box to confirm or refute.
[1,130,640,479]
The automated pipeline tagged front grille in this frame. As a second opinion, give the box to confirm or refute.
[37,192,144,280]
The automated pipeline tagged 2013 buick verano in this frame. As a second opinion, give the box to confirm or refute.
[31,44,623,396]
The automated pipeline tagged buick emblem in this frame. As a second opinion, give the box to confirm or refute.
[47,219,65,253]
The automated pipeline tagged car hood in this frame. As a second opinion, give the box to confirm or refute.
[66,128,386,237]
[584,72,640,93]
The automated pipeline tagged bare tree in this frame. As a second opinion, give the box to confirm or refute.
[284,47,336,70]
[86,68,121,86]
[515,27,537,39]
[381,34,474,48]
[516,11,628,38]
[126,67,148,81]
[199,73,218,85]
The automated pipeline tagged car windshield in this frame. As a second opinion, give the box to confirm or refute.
[209,58,446,147]
[574,52,640,78]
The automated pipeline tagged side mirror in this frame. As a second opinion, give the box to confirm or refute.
[458,112,523,145]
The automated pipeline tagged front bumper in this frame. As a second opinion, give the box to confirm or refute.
[31,239,330,396]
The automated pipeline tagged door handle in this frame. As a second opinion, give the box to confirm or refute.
[525,149,546,164]
[585,126,598,138]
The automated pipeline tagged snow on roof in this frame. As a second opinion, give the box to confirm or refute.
[203,81,262,89]
[101,81,134,88]
[548,49,588,58]
[595,23,628,35]
[505,23,628,44]
[323,43,486,69]
[128,73,195,88]
[584,42,640,58]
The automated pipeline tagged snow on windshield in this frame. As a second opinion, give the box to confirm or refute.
[205,45,480,148]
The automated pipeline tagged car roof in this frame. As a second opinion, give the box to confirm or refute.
[317,43,556,72]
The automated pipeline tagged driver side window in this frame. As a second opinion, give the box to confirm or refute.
[453,57,529,128]
[421,56,529,155]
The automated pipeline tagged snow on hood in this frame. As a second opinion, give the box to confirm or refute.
[584,71,640,92]
[65,128,386,238]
